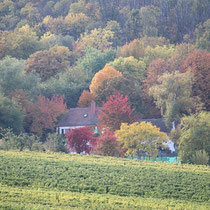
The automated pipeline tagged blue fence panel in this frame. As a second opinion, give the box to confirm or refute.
[128,156,178,163]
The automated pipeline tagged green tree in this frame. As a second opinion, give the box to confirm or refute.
[109,56,146,81]
[0,94,24,134]
[105,20,123,47]
[76,47,116,79]
[178,112,210,164]
[41,67,88,108]
[0,128,41,151]
[139,6,161,37]
[143,45,175,66]
[194,19,210,51]
[40,32,74,50]
[125,9,141,41]
[7,25,41,59]
[115,122,168,158]
[0,56,41,98]
[45,133,68,153]
[20,3,41,26]
[74,27,114,54]
[149,71,197,128]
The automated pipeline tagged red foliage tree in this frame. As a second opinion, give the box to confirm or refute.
[27,94,67,136]
[66,126,97,154]
[98,92,137,131]
[143,58,169,93]
[78,90,94,107]
[180,50,210,110]
[96,131,123,157]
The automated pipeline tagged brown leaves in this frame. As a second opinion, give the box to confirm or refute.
[180,50,210,110]
[78,90,94,108]
[25,46,71,81]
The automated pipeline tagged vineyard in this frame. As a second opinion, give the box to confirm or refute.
[0,151,210,209]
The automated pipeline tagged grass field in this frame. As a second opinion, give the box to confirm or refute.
[0,150,210,209]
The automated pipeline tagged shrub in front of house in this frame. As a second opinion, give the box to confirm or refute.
[96,131,124,157]
[45,133,68,153]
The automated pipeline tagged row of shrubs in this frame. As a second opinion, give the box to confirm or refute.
[0,127,209,166]
[0,128,67,153]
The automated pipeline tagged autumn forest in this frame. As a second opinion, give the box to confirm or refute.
[0,0,210,209]
[0,0,210,163]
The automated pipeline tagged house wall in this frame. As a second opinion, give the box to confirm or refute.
[56,126,84,134]
[57,126,98,134]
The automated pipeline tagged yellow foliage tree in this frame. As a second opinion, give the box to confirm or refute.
[89,64,122,96]
[6,24,41,59]
[74,28,114,54]
[115,122,168,158]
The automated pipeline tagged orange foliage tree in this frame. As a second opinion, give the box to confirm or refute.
[89,64,122,96]
[180,50,210,110]
[78,90,94,107]
[26,94,67,136]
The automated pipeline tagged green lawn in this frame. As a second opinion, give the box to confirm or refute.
[0,150,209,209]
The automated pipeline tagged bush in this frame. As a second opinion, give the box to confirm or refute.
[66,127,97,154]
[0,128,40,151]
[44,133,68,153]
[31,142,45,152]
[178,112,210,164]
[96,131,123,157]
[191,150,209,165]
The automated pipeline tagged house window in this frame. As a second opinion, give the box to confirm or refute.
[94,126,98,134]
[61,129,64,134]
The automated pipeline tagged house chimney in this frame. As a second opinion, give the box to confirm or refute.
[91,100,96,115]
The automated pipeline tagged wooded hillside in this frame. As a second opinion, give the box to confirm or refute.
[0,0,209,164]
